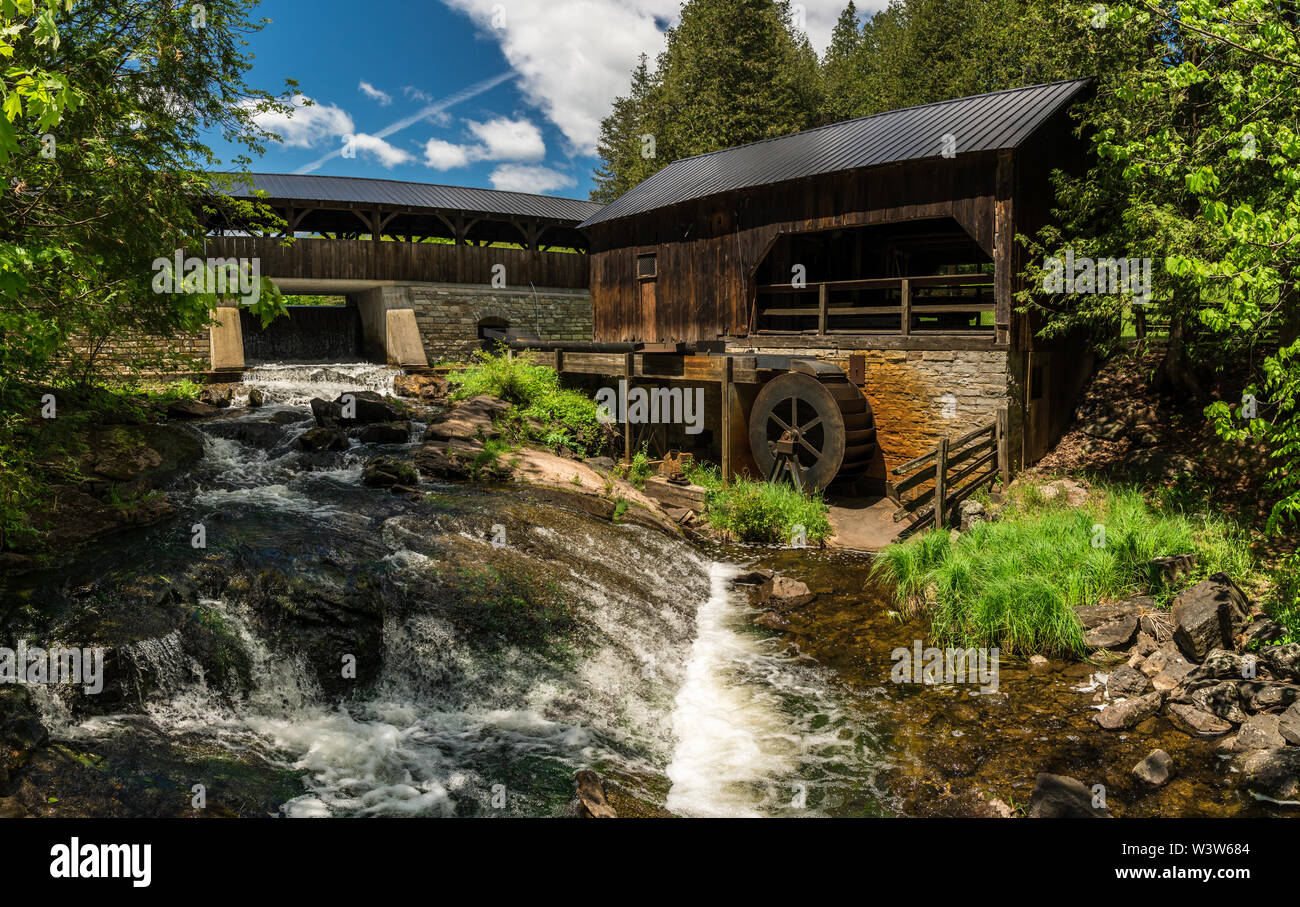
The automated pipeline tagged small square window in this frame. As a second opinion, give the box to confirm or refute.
[637,253,657,279]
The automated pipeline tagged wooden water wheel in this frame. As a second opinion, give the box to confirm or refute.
[747,367,876,492]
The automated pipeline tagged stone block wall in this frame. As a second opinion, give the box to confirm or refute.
[76,329,210,377]
[388,283,593,363]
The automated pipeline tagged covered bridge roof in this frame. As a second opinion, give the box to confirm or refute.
[219,172,604,225]
[580,78,1090,228]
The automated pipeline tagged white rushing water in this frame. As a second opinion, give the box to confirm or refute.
[32,362,885,817]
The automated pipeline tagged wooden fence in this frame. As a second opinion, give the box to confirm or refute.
[889,405,1009,535]
[756,273,995,335]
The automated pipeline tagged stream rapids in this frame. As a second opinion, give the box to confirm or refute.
[2,363,891,818]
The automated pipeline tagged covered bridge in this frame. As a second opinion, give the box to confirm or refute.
[201,174,601,368]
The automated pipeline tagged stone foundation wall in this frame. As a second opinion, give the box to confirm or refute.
[389,283,592,362]
[738,345,1012,473]
[77,329,210,377]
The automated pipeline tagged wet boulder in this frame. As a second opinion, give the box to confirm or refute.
[1234,714,1288,752]
[1106,664,1150,698]
[1076,600,1140,650]
[362,456,418,489]
[1095,690,1163,730]
[1132,749,1172,787]
[356,421,412,445]
[334,390,406,424]
[1172,574,1251,661]
[1166,702,1234,737]
[167,399,220,419]
[247,388,265,407]
[311,398,344,427]
[1279,702,1300,746]
[84,423,203,485]
[747,575,816,612]
[753,611,792,632]
[393,374,449,402]
[1028,773,1108,818]
[574,771,616,818]
[0,688,49,786]
[1235,748,1300,803]
[198,384,234,408]
[297,427,350,452]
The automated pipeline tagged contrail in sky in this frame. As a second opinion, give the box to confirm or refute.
[294,71,515,174]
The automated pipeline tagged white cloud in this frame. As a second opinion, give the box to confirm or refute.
[441,0,861,156]
[250,94,353,148]
[359,80,393,106]
[347,133,414,168]
[466,117,546,162]
[421,116,546,170]
[489,164,577,195]
[424,138,473,169]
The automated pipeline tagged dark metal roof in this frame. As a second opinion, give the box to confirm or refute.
[580,78,1090,228]
[217,172,604,224]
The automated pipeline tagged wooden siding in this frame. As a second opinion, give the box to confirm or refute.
[588,152,1001,344]
[204,236,589,290]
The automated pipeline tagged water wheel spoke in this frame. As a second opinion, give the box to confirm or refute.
[798,415,822,434]
[797,435,823,460]
[768,413,793,433]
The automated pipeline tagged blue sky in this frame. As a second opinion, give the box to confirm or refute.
[209,1,862,199]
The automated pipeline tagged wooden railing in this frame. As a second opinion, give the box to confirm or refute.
[203,235,589,289]
[756,273,995,334]
[889,405,1009,535]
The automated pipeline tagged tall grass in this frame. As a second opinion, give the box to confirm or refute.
[872,483,1256,656]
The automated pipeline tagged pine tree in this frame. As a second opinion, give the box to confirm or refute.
[590,0,823,199]
[590,56,659,203]
[819,2,864,124]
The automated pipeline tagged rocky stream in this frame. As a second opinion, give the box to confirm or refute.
[0,363,1296,818]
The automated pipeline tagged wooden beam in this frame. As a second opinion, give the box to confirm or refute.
[994,149,1014,347]
[900,277,911,336]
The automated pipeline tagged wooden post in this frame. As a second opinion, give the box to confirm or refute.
[818,282,828,335]
[721,357,734,487]
[623,353,634,464]
[900,277,911,335]
[934,437,949,530]
[996,404,1010,488]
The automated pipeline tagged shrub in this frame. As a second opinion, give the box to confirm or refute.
[448,347,607,457]
[704,478,831,545]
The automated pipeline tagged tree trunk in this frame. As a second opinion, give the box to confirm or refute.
[1160,314,1204,398]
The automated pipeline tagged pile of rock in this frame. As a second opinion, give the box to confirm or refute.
[1085,572,1300,803]
[298,391,413,452]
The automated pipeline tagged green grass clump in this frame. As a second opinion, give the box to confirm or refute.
[447,347,607,457]
[872,482,1257,657]
[704,477,831,545]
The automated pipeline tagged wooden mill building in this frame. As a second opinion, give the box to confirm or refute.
[577,78,1095,483]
